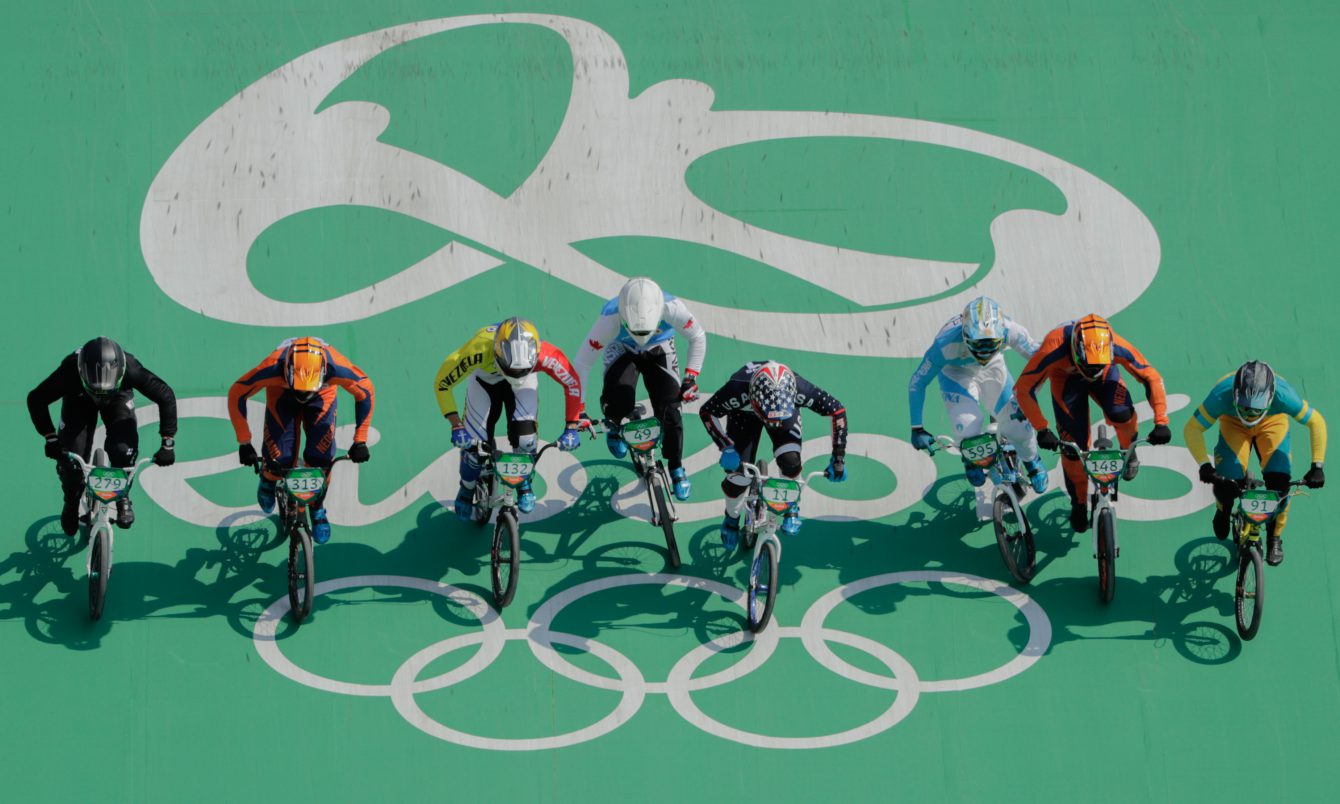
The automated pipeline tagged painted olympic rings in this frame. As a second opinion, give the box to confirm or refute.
[253,571,1050,750]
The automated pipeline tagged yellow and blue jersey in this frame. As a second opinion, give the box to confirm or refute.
[1185,373,1326,465]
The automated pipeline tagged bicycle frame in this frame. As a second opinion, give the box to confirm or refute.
[66,452,151,578]
[620,416,678,527]
[930,429,1029,508]
[738,462,825,569]
[1058,430,1147,558]
[473,442,557,519]
[1229,475,1307,545]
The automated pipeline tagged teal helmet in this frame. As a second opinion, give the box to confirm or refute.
[961,296,1006,364]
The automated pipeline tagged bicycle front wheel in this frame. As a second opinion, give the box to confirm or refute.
[1096,507,1117,604]
[747,540,779,632]
[88,527,110,621]
[288,519,315,624]
[1235,542,1265,640]
[992,493,1035,584]
[492,509,520,608]
[651,473,681,569]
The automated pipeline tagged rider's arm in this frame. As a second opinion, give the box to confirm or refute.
[664,298,707,375]
[1274,376,1328,464]
[26,355,74,437]
[906,346,943,429]
[228,349,285,443]
[570,313,620,403]
[324,344,376,443]
[125,354,178,438]
[797,375,848,454]
[1005,317,1041,359]
[1182,415,1213,465]
[433,333,489,419]
[1014,327,1067,431]
[698,375,745,449]
[537,342,585,423]
[1112,335,1169,425]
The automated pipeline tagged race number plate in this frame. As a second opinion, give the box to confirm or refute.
[1084,450,1125,482]
[622,417,662,453]
[959,434,999,467]
[283,468,326,502]
[87,467,131,501]
[496,453,536,488]
[1240,489,1280,523]
[760,477,802,514]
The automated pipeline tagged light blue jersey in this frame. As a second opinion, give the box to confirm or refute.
[908,313,1039,427]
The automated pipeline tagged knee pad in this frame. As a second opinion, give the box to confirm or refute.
[1107,406,1134,424]
[108,444,138,468]
[459,449,482,485]
[721,474,748,498]
[775,451,803,478]
[1263,471,1291,494]
[508,420,538,453]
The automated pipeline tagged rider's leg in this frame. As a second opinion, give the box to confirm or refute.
[640,345,692,498]
[54,398,96,535]
[504,378,540,513]
[301,390,338,543]
[1257,416,1293,564]
[766,419,805,534]
[1053,375,1093,531]
[1091,369,1140,480]
[102,407,140,528]
[1211,425,1251,538]
[718,414,761,548]
[600,349,639,458]
[941,368,988,487]
[258,389,301,514]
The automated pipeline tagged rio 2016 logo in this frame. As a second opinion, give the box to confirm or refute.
[139,14,1160,358]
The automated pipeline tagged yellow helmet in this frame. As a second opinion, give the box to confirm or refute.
[492,318,540,383]
[1070,315,1113,380]
[284,337,328,397]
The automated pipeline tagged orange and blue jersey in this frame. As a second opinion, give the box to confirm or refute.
[228,337,375,445]
[1015,321,1169,432]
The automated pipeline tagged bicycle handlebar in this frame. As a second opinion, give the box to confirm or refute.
[1054,437,1148,462]
[65,452,154,478]
[739,461,830,488]
[254,453,351,477]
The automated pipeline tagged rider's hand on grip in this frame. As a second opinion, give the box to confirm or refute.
[910,427,933,452]
[1036,428,1061,452]
[1147,424,1172,445]
[238,443,259,466]
[1198,462,1217,485]
[348,441,370,463]
[451,426,474,450]
[1305,463,1325,489]
[153,438,176,467]
[44,435,63,460]
[719,446,741,471]
[825,454,847,482]
[679,371,699,402]
[558,426,582,452]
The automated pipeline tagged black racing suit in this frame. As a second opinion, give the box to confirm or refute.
[27,351,178,505]
[699,362,847,509]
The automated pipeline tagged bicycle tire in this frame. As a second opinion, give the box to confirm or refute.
[747,540,780,632]
[1235,541,1265,640]
[288,518,315,624]
[651,473,681,569]
[492,509,520,608]
[1096,507,1117,604]
[88,527,110,621]
[472,472,493,527]
[992,493,1035,584]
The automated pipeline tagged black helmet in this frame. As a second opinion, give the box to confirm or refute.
[1232,360,1276,427]
[77,337,126,399]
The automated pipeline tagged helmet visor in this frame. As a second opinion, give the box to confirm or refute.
[966,337,1003,363]
[289,351,325,393]
[81,363,123,396]
[1236,404,1268,426]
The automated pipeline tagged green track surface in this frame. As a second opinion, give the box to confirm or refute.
[4,2,1339,802]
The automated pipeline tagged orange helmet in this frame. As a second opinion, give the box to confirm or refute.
[283,337,328,397]
[1070,315,1113,380]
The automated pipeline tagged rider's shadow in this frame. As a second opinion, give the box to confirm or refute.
[0,517,95,648]
[522,472,625,563]
[1010,535,1242,665]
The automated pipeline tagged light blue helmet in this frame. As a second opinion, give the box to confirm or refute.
[961,296,1006,364]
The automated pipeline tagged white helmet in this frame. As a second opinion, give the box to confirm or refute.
[617,277,665,347]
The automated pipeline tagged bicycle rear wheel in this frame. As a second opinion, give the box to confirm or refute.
[88,527,110,621]
[492,509,520,608]
[992,493,1035,584]
[651,472,681,569]
[1235,542,1265,640]
[288,518,315,624]
[747,540,779,632]
[1096,507,1117,604]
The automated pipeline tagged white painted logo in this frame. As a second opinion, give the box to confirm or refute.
[140,14,1159,357]
[253,571,1050,750]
